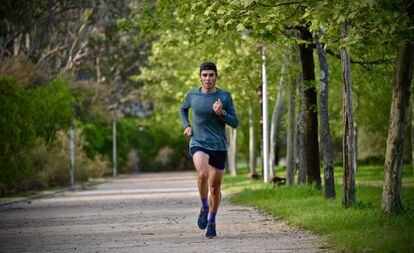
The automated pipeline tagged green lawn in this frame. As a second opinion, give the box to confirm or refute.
[222,162,414,252]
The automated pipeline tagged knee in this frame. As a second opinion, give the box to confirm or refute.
[198,172,208,183]
[209,183,221,195]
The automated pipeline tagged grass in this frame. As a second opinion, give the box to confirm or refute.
[222,162,414,252]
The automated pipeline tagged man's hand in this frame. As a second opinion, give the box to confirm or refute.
[183,126,192,137]
[213,99,223,116]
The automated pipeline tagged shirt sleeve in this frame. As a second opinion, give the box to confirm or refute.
[179,92,191,128]
[221,92,238,128]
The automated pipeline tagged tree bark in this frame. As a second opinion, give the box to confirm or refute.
[113,117,117,177]
[316,35,336,199]
[261,45,270,183]
[269,57,287,179]
[69,123,75,187]
[257,85,263,177]
[226,125,238,176]
[341,21,356,207]
[298,25,321,188]
[286,66,296,185]
[249,96,257,175]
[297,50,307,185]
[412,94,414,176]
[381,40,414,214]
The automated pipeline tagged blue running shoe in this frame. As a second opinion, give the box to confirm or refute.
[197,208,208,230]
[206,222,217,238]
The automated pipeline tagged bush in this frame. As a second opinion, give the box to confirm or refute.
[28,77,74,144]
[28,129,110,189]
[0,76,36,193]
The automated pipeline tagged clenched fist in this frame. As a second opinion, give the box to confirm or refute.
[213,99,223,116]
[183,126,192,137]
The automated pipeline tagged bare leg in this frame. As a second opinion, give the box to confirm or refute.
[208,166,224,213]
[192,152,210,200]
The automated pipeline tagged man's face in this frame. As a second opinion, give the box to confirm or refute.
[200,70,217,91]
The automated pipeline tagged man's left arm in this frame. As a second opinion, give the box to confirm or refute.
[221,93,238,128]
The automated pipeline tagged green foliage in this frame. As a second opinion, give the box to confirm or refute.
[0,76,36,190]
[223,164,414,252]
[80,117,188,172]
[28,77,74,143]
[0,76,74,193]
[28,130,110,189]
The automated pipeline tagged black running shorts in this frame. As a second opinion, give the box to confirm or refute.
[189,146,227,170]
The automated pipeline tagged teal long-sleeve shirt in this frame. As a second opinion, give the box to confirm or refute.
[179,87,238,151]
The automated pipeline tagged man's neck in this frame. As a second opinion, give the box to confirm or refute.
[201,87,217,93]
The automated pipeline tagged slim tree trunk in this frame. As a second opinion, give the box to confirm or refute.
[269,57,287,178]
[286,70,296,185]
[69,123,75,187]
[262,45,270,183]
[299,26,321,188]
[354,122,358,173]
[381,40,414,214]
[296,48,307,185]
[412,94,414,176]
[249,96,257,175]
[113,118,117,177]
[257,85,263,177]
[96,56,101,83]
[341,21,356,207]
[226,126,238,176]
[316,35,336,199]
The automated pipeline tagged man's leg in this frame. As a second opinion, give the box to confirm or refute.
[192,152,210,229]
[206,166,223,238]
[192,152,209,201]
[208,166,223,215]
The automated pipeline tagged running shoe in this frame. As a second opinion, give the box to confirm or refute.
[197,208,208,230]
[205,222,217,238]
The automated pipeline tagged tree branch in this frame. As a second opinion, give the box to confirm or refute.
[326,49,394,70]
[256,1,306,8]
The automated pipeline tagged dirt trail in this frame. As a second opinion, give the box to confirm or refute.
[0,172,331,252]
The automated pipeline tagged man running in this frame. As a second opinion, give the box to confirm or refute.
[179,62,238,238]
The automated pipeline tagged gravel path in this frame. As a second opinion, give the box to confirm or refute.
[0,172,331,252]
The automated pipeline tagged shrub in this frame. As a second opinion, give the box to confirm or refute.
[0,76,35,193]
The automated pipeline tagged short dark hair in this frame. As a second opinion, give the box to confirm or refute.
[199,62,217,75]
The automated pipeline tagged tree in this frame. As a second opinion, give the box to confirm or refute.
[286,52,297,185]
[382,1,414,214]
[298,25,321,188]
[341,21,356,207]
[269,55,287,179]
[316,34,336,199]
[0,76,35,191]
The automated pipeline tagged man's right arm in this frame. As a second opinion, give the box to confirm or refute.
[179,93,191,129]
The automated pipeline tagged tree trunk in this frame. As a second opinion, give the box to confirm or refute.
[286,69,296,185]
[269,57,287,178]
[354,122,358,174]
[298,25,321,188]
[226,125,238,176]
[296,48,307,185]
[316,35,336,199]
[341,21,356,207]
[412,94,414,176]
[96,56,101,83]
[381,40,414,214]
[261,45,270,183]
[113,118,117,177]
[257,85,263,177]
[69,123,75,187]
[249,96,257,175]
